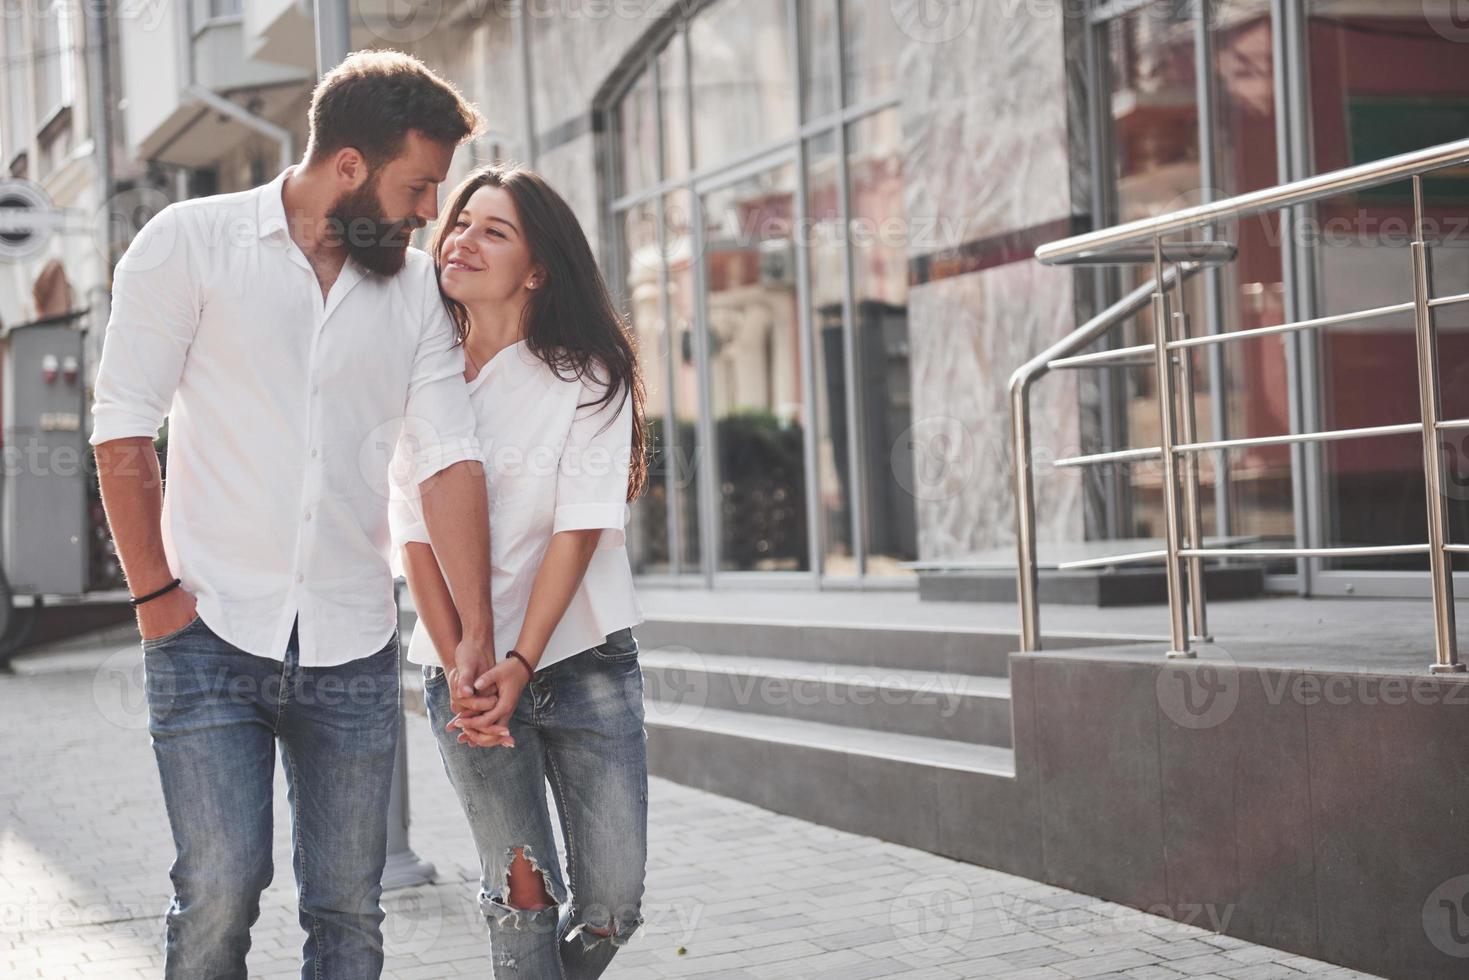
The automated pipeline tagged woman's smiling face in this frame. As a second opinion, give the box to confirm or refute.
[437,185,542,305]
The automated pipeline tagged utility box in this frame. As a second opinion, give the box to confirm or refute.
[2,321,88,596]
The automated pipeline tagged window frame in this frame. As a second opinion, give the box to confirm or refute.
[604,0,906,586]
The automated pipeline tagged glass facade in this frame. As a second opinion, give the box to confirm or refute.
[1085,0,1469,594]
[610,0,913,582]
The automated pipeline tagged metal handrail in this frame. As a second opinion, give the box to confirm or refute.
[1009,264,1202,652]
[1037,135,1469,263]
[1018,136,1469,674]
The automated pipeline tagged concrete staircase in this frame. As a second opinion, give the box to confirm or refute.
[635,611,1123,856]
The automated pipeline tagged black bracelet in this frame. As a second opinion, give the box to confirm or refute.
[130,578,182,607]
[507,650,535,679]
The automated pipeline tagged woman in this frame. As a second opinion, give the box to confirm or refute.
[390,164,649,979]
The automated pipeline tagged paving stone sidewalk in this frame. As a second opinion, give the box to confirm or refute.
[0,630,1378,979]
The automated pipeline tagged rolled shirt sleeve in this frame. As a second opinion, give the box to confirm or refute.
[387,448,431,579]
[89,205,199,445]
[553,369,635,549]
[398,269,482,488]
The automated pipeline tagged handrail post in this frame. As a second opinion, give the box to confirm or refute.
[1171,266,1212,643]
[1410,175,1463,674]
[1010,268,1190,658]
[1151,237,1192,658]
[1012,377,1041,652]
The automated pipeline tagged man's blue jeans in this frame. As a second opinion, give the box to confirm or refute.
[143,614,401,980]
[424,627,649,979]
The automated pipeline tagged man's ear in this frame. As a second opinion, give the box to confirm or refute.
[333,147,369,190]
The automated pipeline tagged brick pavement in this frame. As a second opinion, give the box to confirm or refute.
[0,634,1378,979]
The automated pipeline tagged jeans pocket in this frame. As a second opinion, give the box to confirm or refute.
[589,628,639,663]
[141,613,205,650]
[423,663,447,687]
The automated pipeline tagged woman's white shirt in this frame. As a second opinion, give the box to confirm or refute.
[390,339,644,670]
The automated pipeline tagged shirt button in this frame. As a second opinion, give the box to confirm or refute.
[312,384,320,395]
[304,509,312,521]
[296,573,305,584]
[310,449,319,459]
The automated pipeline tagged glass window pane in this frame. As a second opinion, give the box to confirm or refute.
[802,0,841,121]
[1210,0,1290,567]
[689,0,797,170]
[842,0,900,105]
[659,33,690,181]
[805,131,854,573]
[701,163,809,571]
[618,64,659,195]
[1102,3,1204,555]
[621,202,671,574]
[4,20,27,160]
[1307,1,1469,572]
[35,1,71,120]
[847,110,916,574]
[665,189,703,570]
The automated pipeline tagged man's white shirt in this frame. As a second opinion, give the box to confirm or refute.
[90,167,482,667]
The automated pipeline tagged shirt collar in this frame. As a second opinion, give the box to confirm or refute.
[255,166,295,241]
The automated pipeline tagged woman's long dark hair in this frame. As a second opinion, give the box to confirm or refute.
[430,164,648,501]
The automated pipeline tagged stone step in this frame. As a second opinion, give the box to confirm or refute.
[644,704,1019,855]
[635,613,1135,677]
[639,646,1015,747]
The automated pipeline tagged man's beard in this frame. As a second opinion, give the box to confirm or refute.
[326,177,424,277]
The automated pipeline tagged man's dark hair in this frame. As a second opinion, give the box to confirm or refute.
[306,50,483,167]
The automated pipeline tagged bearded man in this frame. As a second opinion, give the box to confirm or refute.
[89,51,503,980]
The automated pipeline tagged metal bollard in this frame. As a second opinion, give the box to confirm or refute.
[382,582,436,891]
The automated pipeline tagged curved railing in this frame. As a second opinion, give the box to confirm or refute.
[1016,135,1469,673]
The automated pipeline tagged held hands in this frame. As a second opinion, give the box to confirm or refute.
[447,657,530,748]
[448,636,515,747]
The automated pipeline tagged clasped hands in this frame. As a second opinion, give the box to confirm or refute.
[446,637,525,748]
